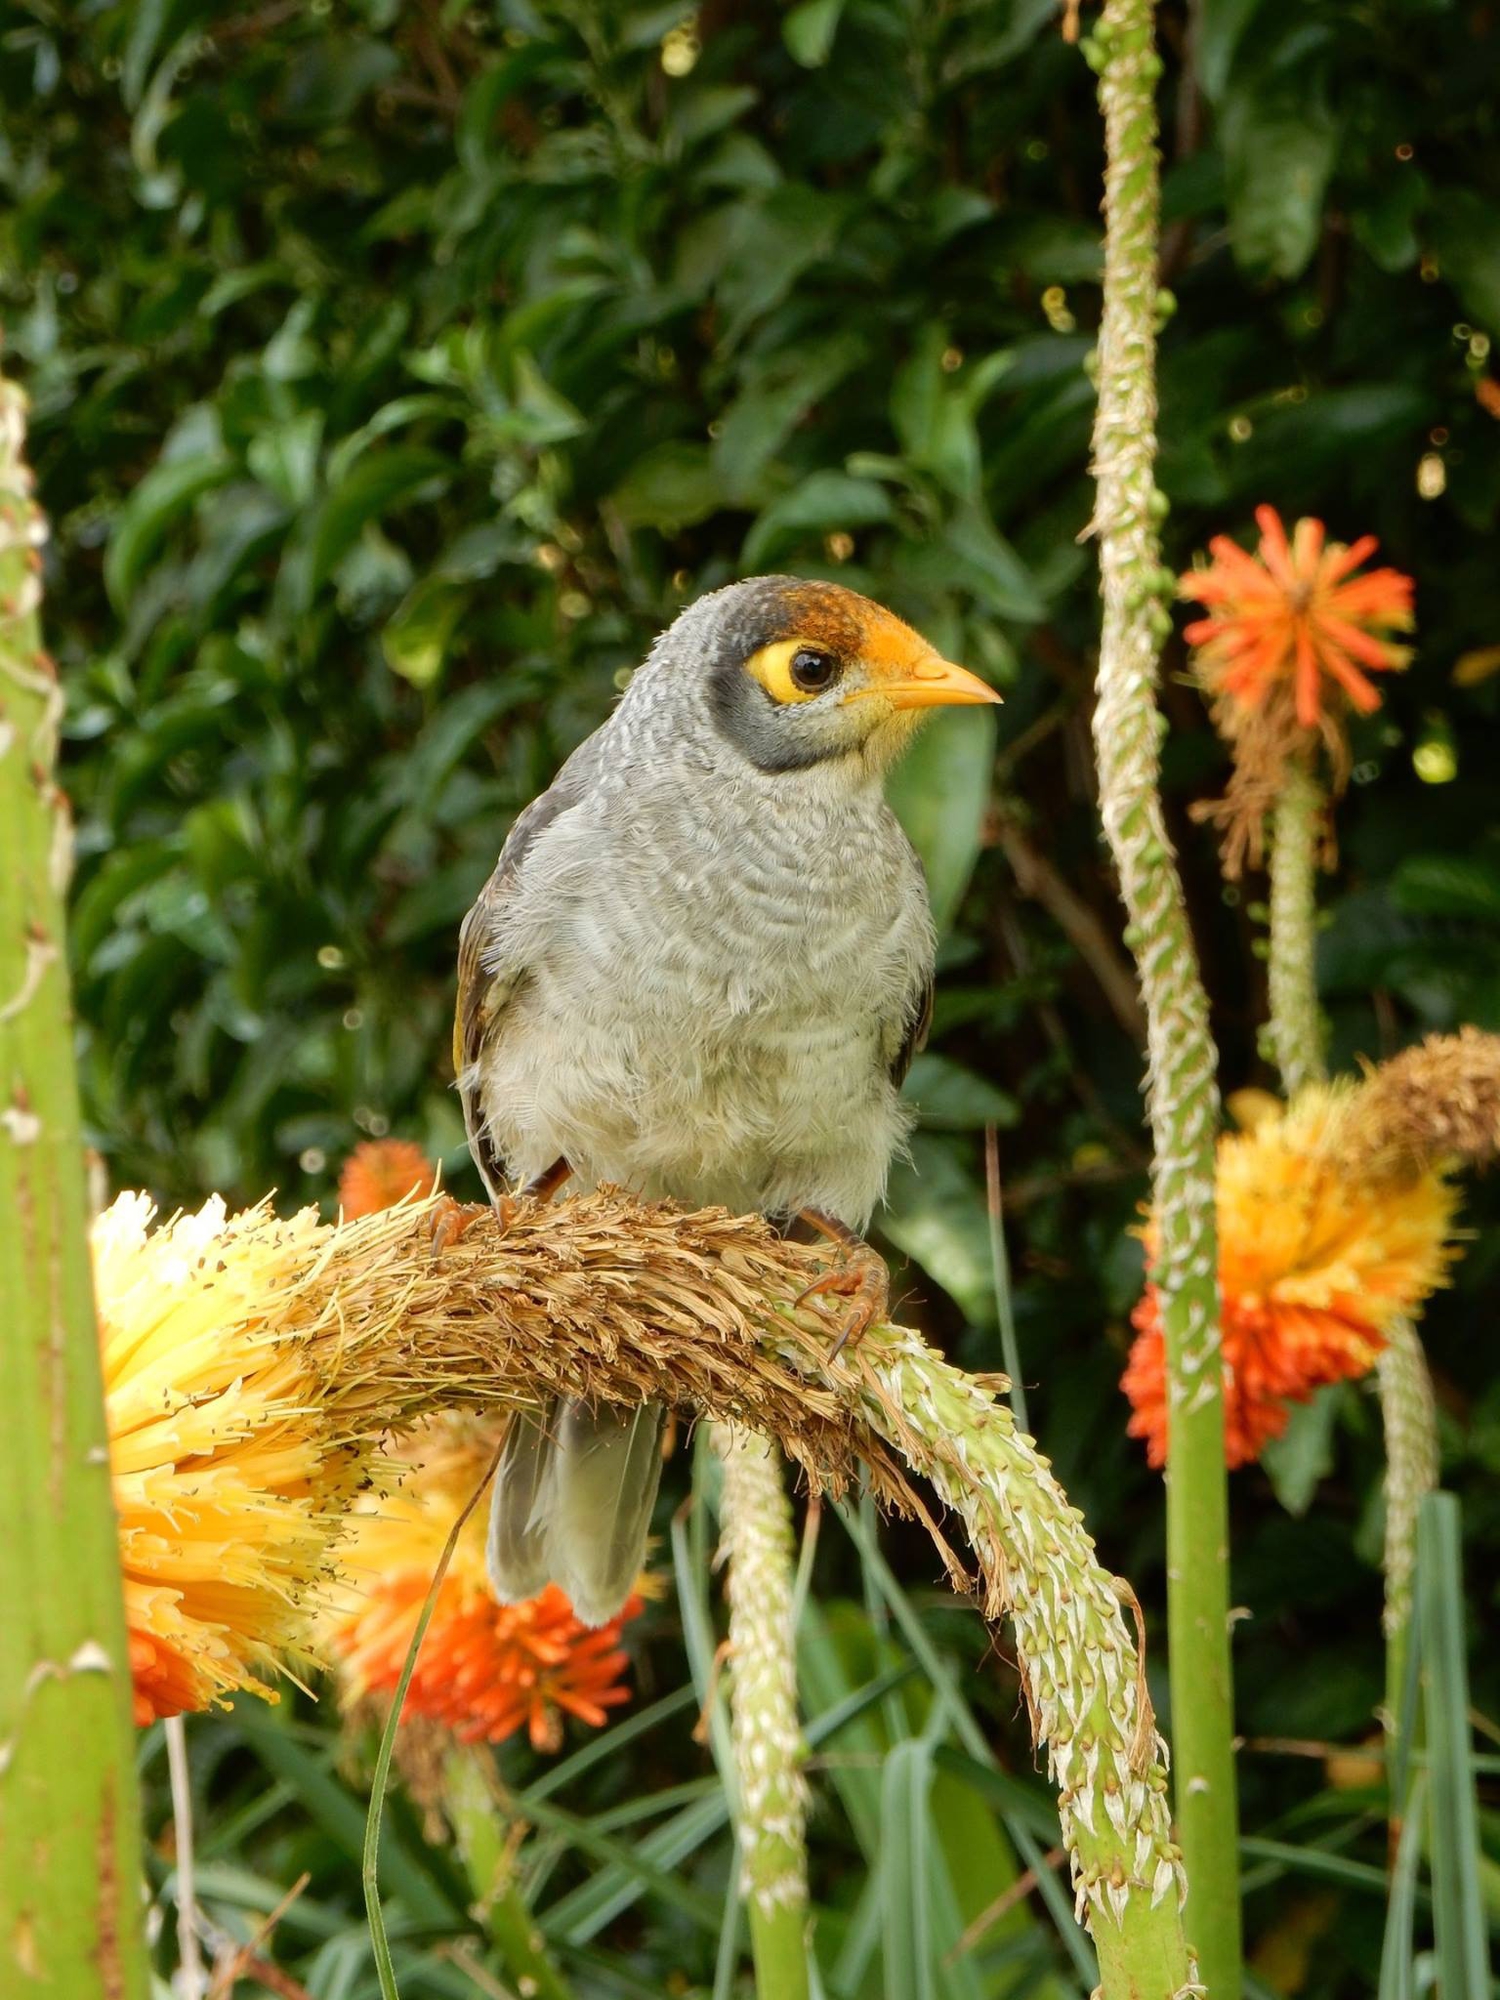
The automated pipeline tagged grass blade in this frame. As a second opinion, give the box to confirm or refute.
[881,1738,935,2000]
[1418,1492,1493,1997]
[1379,1771,1427,2000]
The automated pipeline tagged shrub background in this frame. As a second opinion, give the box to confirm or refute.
[4,1,1499,1991]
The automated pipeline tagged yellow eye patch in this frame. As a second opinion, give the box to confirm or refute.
[745,638,840,705]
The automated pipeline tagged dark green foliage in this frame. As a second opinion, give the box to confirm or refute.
[5,1,1500,1993]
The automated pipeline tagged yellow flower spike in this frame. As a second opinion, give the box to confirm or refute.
[1124,1084,1459,1469]
[92,1192,382,1725]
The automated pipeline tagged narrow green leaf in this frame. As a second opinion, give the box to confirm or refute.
[1419,1494,1493,1997]
[1378,1772,1427,2000]
[881,1739,936,2000]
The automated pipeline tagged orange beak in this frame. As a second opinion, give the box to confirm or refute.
[849,655,1002,710]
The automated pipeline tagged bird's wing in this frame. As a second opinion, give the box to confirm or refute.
[454,741,598,1200]
[889,971,933,1089]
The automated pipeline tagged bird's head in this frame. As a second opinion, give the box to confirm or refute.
[635,575,1000,778]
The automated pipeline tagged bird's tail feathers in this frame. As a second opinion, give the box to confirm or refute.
[485,1396,664,1628]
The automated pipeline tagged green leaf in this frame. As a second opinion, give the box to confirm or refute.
[1391,855,1500,921]
[1419,1495,1493,1996]
[245,411,324,508]
[902,1052,1019,1130]
[898,506,1046,622]
[887,700,996,931]
[287,447,449,613]
[714,333,865,495]
[1259,1386,1340,1517]
[1352,169,1429,275]
[741,470,893,569]
[1428,189,1500,333]
[882,1134,996,1327]
[381,575,469,688]
[613,442,728,531]
[1221,81,1337,280]
[784,0,846,66]
[104,453,231,609]
[1378,1772,1426,2000]
[881,1739,936,2000]
[1197,0,1268,101]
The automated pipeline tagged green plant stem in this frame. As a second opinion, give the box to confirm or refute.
[1378,1318,1439,1789]
[714,1428,811,2000]
[443,1749,574,2000]
[1266,762,1326,1095]
[0,368,149,1997]
[1086,3,1239,1989]
[1260,757,1439,1799]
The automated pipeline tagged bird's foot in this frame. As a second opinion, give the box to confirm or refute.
[426,1195,490,1256]
[792,1210,890,1363]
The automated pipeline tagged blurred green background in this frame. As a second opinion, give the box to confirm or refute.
[4,1,1499,1993]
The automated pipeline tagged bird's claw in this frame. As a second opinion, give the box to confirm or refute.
[426,1195,490,1257]
[794,1249,889,1364]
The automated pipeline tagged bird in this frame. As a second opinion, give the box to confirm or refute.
[454,574,1000,1625]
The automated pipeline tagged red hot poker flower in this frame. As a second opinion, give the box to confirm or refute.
[1180,506,1414,728]
[339,1138,438,1218]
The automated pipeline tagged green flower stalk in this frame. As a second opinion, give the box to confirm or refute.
[715,1427,811,2000]
[443,1749,574,2000]
[1256,743,1440,1784]
[0,367,149,1996]
[1266,762,1326,1096]
[1377,1318,1439,1737]
[1085,0,1239,1986]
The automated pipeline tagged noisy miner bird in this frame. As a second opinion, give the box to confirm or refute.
[455,575,1000,1625]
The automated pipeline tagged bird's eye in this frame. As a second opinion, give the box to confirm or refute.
[789,648,839,693]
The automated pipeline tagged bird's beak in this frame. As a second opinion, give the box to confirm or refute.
[855,656,1002,710]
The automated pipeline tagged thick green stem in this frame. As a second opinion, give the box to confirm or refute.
[443,1750,574,2000]
[714,1428,811,2000]
[1266,764,1325,1095]
[1086,4,1239,1989]
[0,371,148,1993]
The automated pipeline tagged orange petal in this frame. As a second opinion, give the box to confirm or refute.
[1315,612,1404,672]
[1294,622,1322,726]
[1318,534,1380,587]
[1317,642,1384,714]
[1254,506,1297,590]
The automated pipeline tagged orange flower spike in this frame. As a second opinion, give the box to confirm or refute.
[1122,1086,1456,1469]
[338,1138,439,1218]
[1179,505,1414,728]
